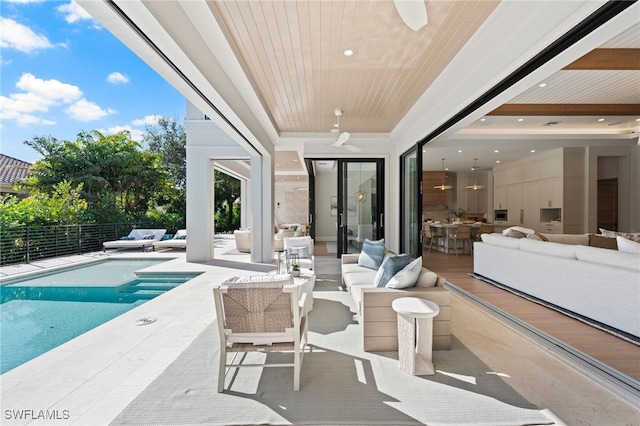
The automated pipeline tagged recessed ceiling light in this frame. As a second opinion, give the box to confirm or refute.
[538,83,547,88]
[494,150,499,153]
[480,118,486,122]
[343,49,354,56]
[518,118,524,122]
[496,160,500,164]
[458,150,462,153]
[530,150,536,153]
[635,118,640,122]
[598,118,605,122]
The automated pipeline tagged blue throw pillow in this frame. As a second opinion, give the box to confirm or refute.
[143,234,155,240]
[358,238,385,270]
[287,245,310,259]
[175,235,187,240]
[120,236,135,240]
[374,254,412,288]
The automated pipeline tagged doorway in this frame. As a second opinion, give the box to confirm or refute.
[597,178,618,231]
[307,159,384,257]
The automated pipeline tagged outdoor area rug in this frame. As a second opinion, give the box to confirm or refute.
[112,277,553,425]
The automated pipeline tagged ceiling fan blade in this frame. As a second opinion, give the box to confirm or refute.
[342,144,362,152]
[337,131,350,145]
[393,0,428,31]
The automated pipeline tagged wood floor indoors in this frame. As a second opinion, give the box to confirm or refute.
[421,249,640,387]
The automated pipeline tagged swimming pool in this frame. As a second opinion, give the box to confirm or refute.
[0,259,201,374]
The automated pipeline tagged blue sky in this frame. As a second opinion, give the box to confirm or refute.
[1,0,186,163]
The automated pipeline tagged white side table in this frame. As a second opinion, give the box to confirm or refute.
[391,297,440,375]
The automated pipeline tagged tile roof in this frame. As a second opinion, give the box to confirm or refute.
[0,154,31,184]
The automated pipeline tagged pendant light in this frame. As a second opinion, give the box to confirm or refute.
[434,158,453,191]
[466,158,485,190]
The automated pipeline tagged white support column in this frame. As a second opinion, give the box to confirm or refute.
[250,153,275,264]
[240,178,248,229]
[186,147,213,262]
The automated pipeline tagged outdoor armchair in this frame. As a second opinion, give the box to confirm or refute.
[213,274,308,392]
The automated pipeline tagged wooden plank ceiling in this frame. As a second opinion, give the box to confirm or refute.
[211,0,500,134]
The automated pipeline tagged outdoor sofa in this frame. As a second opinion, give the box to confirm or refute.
[152,229,187,250]
[103,229,166,251]
[341,242,451,352]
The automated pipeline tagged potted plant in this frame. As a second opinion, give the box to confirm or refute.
[290,262,300,277]
[451,208,466,221]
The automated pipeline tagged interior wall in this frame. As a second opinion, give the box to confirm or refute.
[274,182,309,226]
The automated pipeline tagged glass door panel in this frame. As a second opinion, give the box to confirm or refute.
[338,160,382,255]
[401,148,419,257]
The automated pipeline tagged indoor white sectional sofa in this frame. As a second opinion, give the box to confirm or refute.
[474,232,640,340]
[341,253,451,352]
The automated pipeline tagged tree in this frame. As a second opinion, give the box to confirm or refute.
[214,169,241,232]
[142,116,187,225]
[20,130,170,221]
[0,181,87,227]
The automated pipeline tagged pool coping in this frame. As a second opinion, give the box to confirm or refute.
[0,242,259,425]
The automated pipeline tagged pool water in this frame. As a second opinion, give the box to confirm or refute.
[0,259,201,374]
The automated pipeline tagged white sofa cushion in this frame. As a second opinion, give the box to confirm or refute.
[616,236,640,254]
[519,238,577,259]
[575,245,640,272]
[481,233,521,248]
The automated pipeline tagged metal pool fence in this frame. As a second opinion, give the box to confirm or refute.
[0,223,148,266]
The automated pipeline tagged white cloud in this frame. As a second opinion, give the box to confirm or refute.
[0,73,84,126]
[66,99,116,122]
[0,17,53,53]
[56,1,93,24]
[131,115,162,126]
[106,72,129,84]
[16,73,82,103]
[106,125,144,142]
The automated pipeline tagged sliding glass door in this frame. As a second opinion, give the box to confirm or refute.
[400,147,420,257]
[337,159,384,256]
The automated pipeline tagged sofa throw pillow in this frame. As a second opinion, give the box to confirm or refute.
[358,238,385,270]
[120,236,135,240]
[143,234,156,240]
[386,256,422,289]
[415,268,439,287]
[600,228,640,243]
[175,234,187,240]
[286,245,310,259]
[588,234,617,250]
[616,236,640,254]
[374,254,411,288]
[526,231,549,242]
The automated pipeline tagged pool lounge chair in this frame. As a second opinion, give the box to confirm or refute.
[103,229,166,251]
[153,229,187,250]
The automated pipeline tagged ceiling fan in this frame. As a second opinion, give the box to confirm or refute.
[329,109,361,152]
[393,0,428,31]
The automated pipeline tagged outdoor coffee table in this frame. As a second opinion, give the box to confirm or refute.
[392,297,440,375]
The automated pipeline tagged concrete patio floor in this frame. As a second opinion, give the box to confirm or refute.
[0,236,638,425]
